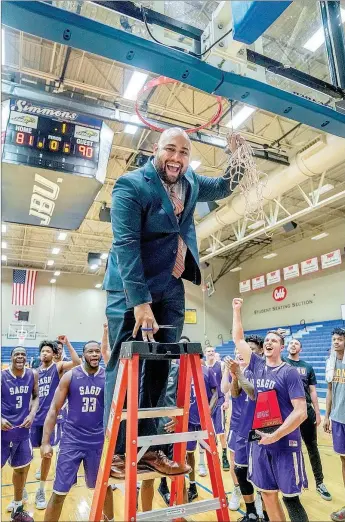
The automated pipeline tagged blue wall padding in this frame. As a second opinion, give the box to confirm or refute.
[232,1,292,44]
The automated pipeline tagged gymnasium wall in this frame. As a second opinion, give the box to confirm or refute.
[240,223,345,330]
[1,264,238,347]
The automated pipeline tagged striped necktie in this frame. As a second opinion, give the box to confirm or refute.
[170,185,185,278]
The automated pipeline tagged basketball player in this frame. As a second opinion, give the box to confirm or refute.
[41,341,114,522]
[1,347,39,522]
[286,338,331,500]
[205,346,230,471]
[324,328,345,522]
[232,298,309,522]
[31,338,80,509]
[187,356,218,502]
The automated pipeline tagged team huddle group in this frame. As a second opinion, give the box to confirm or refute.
[1,300,345,522]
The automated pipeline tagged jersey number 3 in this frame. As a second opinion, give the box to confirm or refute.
[82,397,96,412]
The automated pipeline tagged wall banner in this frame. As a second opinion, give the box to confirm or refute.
[321,249,342,270]
[266,270,281,285]
[240,279,251,293]
[283,263,300,280]
[301,257,319,275]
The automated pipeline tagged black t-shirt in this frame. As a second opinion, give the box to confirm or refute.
[284,357,317,405]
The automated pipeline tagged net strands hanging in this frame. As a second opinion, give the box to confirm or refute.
[225,138,268,224]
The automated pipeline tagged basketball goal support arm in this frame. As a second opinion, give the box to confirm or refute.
[3,1,345,138]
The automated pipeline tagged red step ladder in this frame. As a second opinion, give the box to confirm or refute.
[90,340,230,521]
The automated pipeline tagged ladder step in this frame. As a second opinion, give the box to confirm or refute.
[121,407,184,421]
[138,430,209,447]
[137,498,222,521]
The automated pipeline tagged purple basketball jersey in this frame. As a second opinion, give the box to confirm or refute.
[248,353,305,450]
[32,363,60,426]
[237,368,255,439]
[207,361,224,405]
[229,368,253,433]
[1,368,34,441]
[61,365,105,449]
[189,365,217,425]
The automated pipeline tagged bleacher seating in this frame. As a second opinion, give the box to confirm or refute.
[2,319,343,411]
[215,318,344,413]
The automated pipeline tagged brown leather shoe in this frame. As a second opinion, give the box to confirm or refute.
[110,455,151,480]
[139,450,191,476]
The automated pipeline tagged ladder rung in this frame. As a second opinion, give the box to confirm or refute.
[121,407,184,421]
[109,469,186,484]
[137,498,221,521]
[138,430,208,447]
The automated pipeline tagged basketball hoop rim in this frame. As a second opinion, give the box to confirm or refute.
[135,76,223,134]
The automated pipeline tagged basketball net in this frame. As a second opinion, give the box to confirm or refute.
[225,137,268,224]
[18,328,28,347]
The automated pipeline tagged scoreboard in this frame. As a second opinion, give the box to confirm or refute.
[2,99,114,230]
[2,100,109,177]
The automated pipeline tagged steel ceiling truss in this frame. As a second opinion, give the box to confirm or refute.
[199,184,345,263]
[3,1,345,137]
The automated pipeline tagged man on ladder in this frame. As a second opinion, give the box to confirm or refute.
[103,127,245,474]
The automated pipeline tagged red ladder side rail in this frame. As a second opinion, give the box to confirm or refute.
[124,354,140,522]
[190,355,230,521]
[90,359,129,522]
[170,354,192,511]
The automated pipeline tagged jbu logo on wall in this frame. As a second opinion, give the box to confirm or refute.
[273,286,287,302]
[29,174,61,225]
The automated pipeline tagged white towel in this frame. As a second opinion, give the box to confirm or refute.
[326,348,345,383]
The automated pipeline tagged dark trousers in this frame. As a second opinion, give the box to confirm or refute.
[105,277,185,454]
[300,406,324,486]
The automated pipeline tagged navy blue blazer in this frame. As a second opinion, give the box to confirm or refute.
[103,159,232,308]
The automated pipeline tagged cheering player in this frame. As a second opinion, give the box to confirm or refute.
[324,328,345,522]
[286,338,331,500]
[187,357,218,502]
[31,338,80,509]
[41,341,114,522]
[1,347,39,522]
[232,298,309,522]
[205,347,230,471]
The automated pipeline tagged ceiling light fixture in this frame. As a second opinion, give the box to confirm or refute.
[230,267,242,272]
[2,241,7,249]
[54,271,61,276]
[52,247,60,255]
[100,253,108,260]
[50,279,56,284]
[47,260,54,266]
[303,8,345,52]
[57,232,67,241]
[90,264,99,270]
[190,160,201,170]
[311,232,329,240]
[263,253,277,259]
[226,106,256,130]
[124,115,141,135]
[123,71,148,101]
[2,224,7,233]
[95,283,102,288]
[248,220,265,230]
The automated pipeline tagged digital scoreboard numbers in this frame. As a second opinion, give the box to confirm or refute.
[3,107,101,177]
[2,99,114,231]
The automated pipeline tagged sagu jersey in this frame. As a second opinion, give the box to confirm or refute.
[237,368,256,439]
[206,361,224,405]
[248,353,305,451]
[230,368,254,434]
[189,365,217,425]
[61,365,105,449]
[32,363,60,426]
[1,367,35,441]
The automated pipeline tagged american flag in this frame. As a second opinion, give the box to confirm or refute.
[12,269,37,306]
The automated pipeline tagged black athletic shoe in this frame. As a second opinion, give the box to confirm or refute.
[222,453,230,471]
[158,484,170,506]
[316,483,332,501]
[188,485,198,503]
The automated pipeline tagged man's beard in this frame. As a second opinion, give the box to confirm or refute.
[154,158,185,185]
